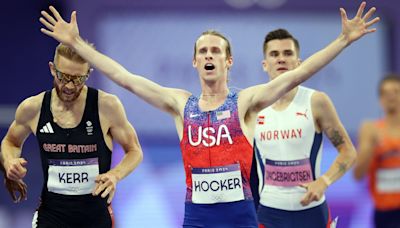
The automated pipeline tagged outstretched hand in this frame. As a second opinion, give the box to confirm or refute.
[4,178,27,203]
[340,1,380,44]
[39,6,80,46]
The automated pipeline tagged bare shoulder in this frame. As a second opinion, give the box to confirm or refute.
[311,90,332,107]
[16,92,45,123]
[358,120,378,145]
[174,88,192,99]
[170,88,192,104]
[164,87,192,115]
[238,85,258,100]
[97,90,124,114]
[359,120,376,134]
[237,85,259,110]
[310,91,337,116]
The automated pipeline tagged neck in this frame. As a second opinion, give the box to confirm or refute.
[200,78,229,101]
[385,111,400,125]
[51,87,85,110]
[200,89,229,102]
[274,86,298,105]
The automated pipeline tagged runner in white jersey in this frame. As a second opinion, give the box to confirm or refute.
[253,29,358,228]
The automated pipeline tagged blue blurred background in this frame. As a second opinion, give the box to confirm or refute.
[1,0,399,227]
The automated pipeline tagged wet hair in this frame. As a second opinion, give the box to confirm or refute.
[54,42,94,67]
[263,28,300,57]
[379,74,400,95]
[193,30,232,60]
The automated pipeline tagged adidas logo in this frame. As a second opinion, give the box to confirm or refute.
[39,122,54,134]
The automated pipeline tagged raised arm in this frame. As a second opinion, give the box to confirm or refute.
[39,6,190,116]
[353,121,376,180]
[240,2,379,115]
[92,93,143,203]
[1,96,41,181]
[300,92,357,206]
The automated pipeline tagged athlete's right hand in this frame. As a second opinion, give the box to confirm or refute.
[39,6,80,47]
[93,172,119,204]
[4,158,28,181]
[4,177,27,203]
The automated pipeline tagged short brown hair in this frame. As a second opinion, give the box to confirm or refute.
[54,42,94,66]
[263,29,300,57]
[193,30,232,60]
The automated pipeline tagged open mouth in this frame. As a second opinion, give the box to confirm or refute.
[63,90,75,95]
[204,63,215,71]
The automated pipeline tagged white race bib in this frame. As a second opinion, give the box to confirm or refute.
[191,163,244,204]
[377,168,400,193]
[47,158,99,195]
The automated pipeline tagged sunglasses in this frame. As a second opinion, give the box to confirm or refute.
[54,65,90,86]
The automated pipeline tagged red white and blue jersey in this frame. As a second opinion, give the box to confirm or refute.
[180,91,254,202]
[254,86,325,211]
[180,91,257,227]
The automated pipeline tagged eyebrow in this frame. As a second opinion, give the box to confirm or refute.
[268,49,294,54]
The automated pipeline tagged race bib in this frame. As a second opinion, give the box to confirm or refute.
[47,158,99,195]
[265,158,312,187]
[377,168,400,193]
[191,163,244,204]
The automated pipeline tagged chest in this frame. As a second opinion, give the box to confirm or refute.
[51,101,86,128]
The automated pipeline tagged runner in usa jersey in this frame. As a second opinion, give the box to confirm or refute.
[181,91,257,226]
[354,75,400,228]
[254,28,358,228]
[39,5,379,227]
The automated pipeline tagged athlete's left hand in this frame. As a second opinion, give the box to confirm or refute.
[93,172,119,204]
[299,178,328,206]
[340,1,380,44]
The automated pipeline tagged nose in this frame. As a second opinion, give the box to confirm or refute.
[277,55,286,64]
[277,59,286,65]
[205,50,213,60]
[64,80,75,89]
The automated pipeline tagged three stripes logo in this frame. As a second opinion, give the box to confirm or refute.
[39,122,54,134]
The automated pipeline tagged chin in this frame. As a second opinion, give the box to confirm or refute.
[59,91,81,102]
[61,95,77,102]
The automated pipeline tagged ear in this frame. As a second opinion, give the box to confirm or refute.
[87,68,94,79]
[49,61,56,78]
[226,56,233,70]
[297,58,302,66]
[192,58,197,68]
[262,59,268,72]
